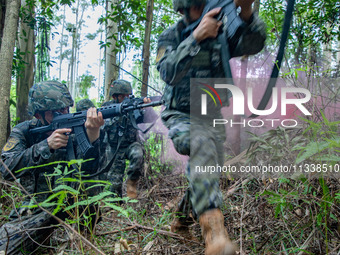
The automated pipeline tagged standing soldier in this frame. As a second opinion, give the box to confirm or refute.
[156,0,266,254]
[101,79,145,199]
[0,81,104,254]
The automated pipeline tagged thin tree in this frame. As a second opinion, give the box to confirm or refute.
[68,0,80,99]
[104,0,118,102]
[16,0,35,123]
[59,5,66,81]
[141,0,154,97]
[0,0,21,149]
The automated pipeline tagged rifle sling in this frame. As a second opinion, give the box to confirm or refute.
[250,0,295,118]
[129,112,158,134]
[82,130,124,179]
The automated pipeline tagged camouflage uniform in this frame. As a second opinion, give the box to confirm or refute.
[156,9,266,218]
[76,98,95,112]
[0,81,101,253]
[101,80,144,197]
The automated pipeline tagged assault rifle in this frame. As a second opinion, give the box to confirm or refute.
[29,96,164,156]
[181,0,243,41]
[181,0,244,80]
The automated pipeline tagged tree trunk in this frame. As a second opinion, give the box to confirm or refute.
[0,0,6,45]
[337,40,340,77]
[104,0,118,101]
[69,0,80,99]
[74,2,86,99]
[141,0,154,97]
[98,26,104,99]
[16,0,35,123]
[0,0,20,149]
[59,5,66,81]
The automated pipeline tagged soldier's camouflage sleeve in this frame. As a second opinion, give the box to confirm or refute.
[229,14,267,58]
[1,121,102,180]
[156,23,201,85]
[156,15,266,85]
[1,123,53,179]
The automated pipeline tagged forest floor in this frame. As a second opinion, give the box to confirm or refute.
[44,169,340,255]
[1,127,339,254]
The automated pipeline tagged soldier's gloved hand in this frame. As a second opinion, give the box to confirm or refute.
[85,107,104,143]
[193,8,222,43]
[47,128,72,150]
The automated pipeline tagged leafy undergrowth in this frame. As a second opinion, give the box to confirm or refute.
[1,119,339,254]
[1,164,340,254]
[19,171,338,255]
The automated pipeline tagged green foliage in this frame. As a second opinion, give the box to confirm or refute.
[296,112,340,164]
[0,185,24,222]
[260,0,340,69]
[9,84,19,127]
[78,72,96,97]
[258,176,338,254]
[24,159,136,237]
[250,111,339,254]
[35,16,55,82]
[98,0,147,52]
[144,132,173,180]
[142,202,172,244]
[246,126,306,165]
[98,0,176,55]
[259,187,299,218]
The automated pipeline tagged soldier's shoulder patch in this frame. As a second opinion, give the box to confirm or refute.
[156,47,166,63]
[3,137,20,151]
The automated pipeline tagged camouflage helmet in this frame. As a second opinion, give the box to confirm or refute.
[76,98,95,112]
[109,79,133,97]
[28,81,74,116]
[173,0,206,11]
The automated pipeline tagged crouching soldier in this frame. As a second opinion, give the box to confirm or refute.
[0,81,104,254]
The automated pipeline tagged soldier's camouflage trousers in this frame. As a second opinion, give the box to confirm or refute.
[103,142,144,197]
[162,110,226,219]
[0,210,54,254]
[0,198,100,254]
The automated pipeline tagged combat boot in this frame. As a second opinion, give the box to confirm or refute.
[171,217,196,240]
[199,208,237,255]
[126,179,138,198]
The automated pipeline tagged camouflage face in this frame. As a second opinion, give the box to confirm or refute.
[76,98,95,112]
[173,0,206,12]
[109,79,133,97]
[28,81,74,116]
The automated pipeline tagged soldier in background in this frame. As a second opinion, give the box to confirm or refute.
[101,79,146,199]
[0,81,104,254]
[156,0,266,254]
[76,98,95,112]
